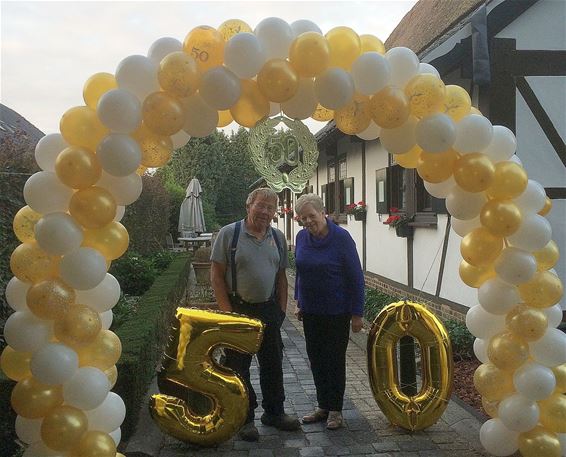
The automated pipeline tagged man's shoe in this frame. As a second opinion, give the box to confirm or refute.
[260,413,301,431]
[238,422,259,441]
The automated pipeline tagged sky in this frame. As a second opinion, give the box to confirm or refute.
[1,0,418,134]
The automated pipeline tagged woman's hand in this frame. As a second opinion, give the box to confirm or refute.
[351,315,363,333]
[294,307,303,321]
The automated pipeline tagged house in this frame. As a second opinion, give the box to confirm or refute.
[275,0,566,321]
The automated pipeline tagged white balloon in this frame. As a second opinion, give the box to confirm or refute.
[100,310,113,330]
[513,362,556,401]
[199,67,241,110]
[380,116,417,154]
[530,328,566,367]
[147,36,182,64]
[60,247,107,290]
[34,212,83,256]
[290,19,322,36]
[558,433,566,456]
[86,392,126,432]
[424,176,456,199]
[507,213,552,252]
[544,304,563,328]
[451,215,481,237]
[509,154,522,166]
[30,343,78,385]
[76,273,121,313]
[478,278,520,315]
[96,89,142,134]
[479,418,519,456]
[15,415,42,444]
[351,52,391,96]
[498,394,540,432]
[482,125,516,162]
[64,366,110,410]
[415,113,456,153]
[314,67,354,110]
[466,305,506,339]
[97,171,143,206]
[254,17,294,60]
[446,187,486,220]
[356,121,381,141]
[113,205,126,222]
[473,338,489,363]
[5,276,30,311]
[513,179,546,214]
[385,46,419,87]
[453,114,493,154]
[4,311,52,352]
[418,62,440,78]
[224,32,266,79]
[115,54,159,101]
[22,440,62,457]
[170,130,191,149]
[109,427,122,446]
[282,77,317,120]
[183,93,218,138]
[494,247,537,285]
[24,171,73,214]
[34,133,68,172]
[97,133,142,177]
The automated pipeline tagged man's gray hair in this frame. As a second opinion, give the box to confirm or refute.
[295,193,324,214]
[246,187,278,206]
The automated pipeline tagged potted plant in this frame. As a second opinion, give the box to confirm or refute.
[192,245,212,285]
[345,201,368,221]
[383,208,413,237]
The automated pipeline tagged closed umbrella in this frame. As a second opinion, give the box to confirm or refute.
[178,177,206,237]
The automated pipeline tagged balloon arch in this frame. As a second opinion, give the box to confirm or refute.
[2,17,565,457]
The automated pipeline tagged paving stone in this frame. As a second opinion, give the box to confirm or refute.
[299,447,325,457]
[249,450,274,457]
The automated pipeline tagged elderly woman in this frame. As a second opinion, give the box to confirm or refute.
[294,193,364,430]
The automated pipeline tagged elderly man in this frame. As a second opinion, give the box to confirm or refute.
[211,187,300,441]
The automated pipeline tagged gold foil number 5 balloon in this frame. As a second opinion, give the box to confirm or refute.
[150,308,264,446]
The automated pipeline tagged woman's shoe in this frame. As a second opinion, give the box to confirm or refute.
[302,407,328,424]
[326,411,343,430]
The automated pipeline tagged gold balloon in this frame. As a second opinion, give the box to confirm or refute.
[158,51,200,99]
[55,304,102,347]
[533,240,560,271]
[132,123,174,168]
[27,278,75,320]
[257,59,299,102]
[13,205,41,243]
[367,301,453,431]
[69,430,116,457]
[312,104,334,122]
[82,221,129,260]
[76,329,122,371]
[486,161,528,200]
[335,96,371,135]
[150,308,264,446]
[538,393,566,433]
[230,79,269,128]
[482,397,499,418]
[69,186,117,229]
[453,153,495,193]
[183,25,225,73]
[218,19,252,40]
[217,110,233,128]
[369,86,410,129]
[480,199,522,237]
[83,72,117,110]
[288,32,330,77]
[518,425,562,457]
[360,34,385,54]
[55,146,102,189]
[416,149,458,183]
[460,228,503,268]
[505,305,548,341]
[405,74,446,118]
[60,106,108,151]
[443,85,472,121]
[41,405,88,451]
[11,377,64,418]
[539,196,553,216]
[518,270,564,308]
[1,346,32,381]
[104,365,118,389]
[10,242,59,283]
[552,364,566,393]
[325,26,361,70]
[473,363,514,401]
[142,91,185,136]
[136,164,147,176]
[487,332,529,371]
[394,145,422,169]
[459,260,496,288]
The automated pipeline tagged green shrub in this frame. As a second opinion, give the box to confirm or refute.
[444,319,474,360]
[109,252,158,296]
[149,250,178,272]
[111,294,141,331]
[193,245,212,263]
[364,288,397,322]
[287,250,296,272]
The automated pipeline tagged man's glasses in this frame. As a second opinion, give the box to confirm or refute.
[253,202,277,212]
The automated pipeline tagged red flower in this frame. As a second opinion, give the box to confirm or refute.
[390,207,399,213]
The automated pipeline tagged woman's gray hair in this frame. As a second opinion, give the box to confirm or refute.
[246,187,278,206]
[295,193,324,214]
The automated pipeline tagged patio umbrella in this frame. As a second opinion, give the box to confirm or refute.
[178,177,206,237]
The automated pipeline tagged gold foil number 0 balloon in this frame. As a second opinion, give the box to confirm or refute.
[150,308,264,446]
[367,301,453,431]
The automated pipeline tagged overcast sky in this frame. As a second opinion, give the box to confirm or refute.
[1,0,417,134]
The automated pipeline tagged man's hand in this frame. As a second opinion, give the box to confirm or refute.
[294,307,303,321]
[351,315,363,333]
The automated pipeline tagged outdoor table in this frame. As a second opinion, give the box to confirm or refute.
[177,234,212,251]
